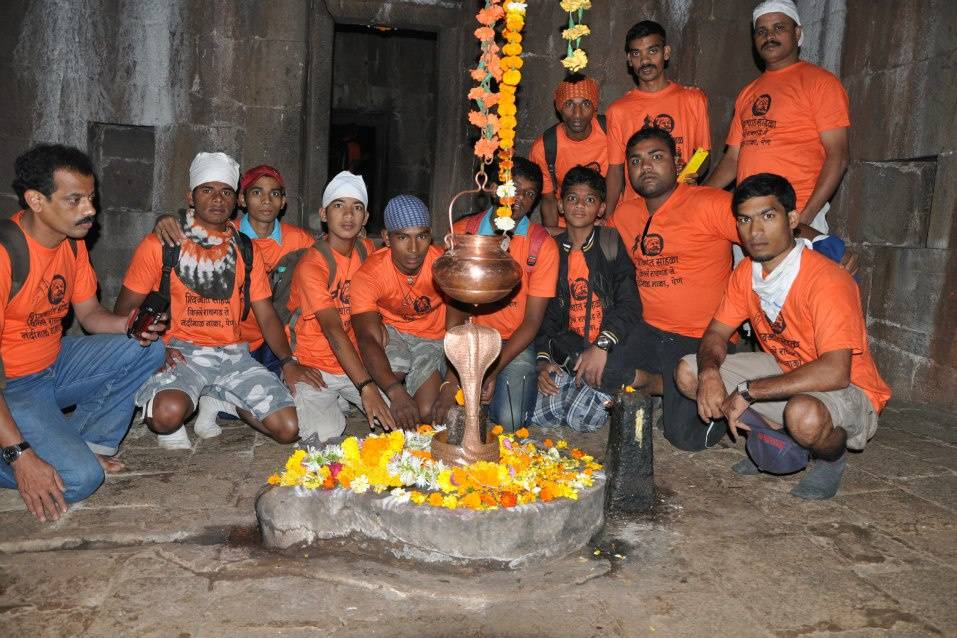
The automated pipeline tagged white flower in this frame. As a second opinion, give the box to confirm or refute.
[390,487,411,504]
[506,2,527,13]
[494,216,516,232]
[496,180,516,199]
[350,475,370,494]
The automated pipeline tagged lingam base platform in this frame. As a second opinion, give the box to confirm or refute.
[256,475,606,568]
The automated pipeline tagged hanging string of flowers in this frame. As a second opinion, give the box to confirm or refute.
[266,425,603,511]
[560,0,591,72]
[468,1,527,233]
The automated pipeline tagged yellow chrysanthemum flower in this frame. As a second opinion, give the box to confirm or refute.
[561,48,588,72]
[562,25,591,41]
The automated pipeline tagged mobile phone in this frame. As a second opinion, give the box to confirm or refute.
[127,292,169,338]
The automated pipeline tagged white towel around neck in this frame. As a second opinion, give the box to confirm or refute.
[751,238,811,323]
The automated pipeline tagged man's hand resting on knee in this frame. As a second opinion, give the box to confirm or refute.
[12,450,67,523]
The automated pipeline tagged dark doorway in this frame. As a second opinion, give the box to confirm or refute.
[329,24,439,232]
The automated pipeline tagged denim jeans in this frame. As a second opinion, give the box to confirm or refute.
[0,334,165,502]
[488,344,537,431]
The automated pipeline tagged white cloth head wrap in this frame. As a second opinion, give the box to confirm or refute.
[322,171,368,207]
[189,152,240,190]
[753,0,803,46]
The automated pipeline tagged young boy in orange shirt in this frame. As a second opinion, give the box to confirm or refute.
[433,158,558,431]
[286,172,392,441]
[116,153,324,449]
[154,164,315,438]
[351,195,447,431]
[533,166,640,431]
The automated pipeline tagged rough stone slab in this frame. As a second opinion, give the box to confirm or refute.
[257,479,605,567]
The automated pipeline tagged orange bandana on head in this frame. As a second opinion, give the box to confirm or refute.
[554,76,600,111]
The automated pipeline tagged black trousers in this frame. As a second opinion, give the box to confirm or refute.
[619,320,732,451]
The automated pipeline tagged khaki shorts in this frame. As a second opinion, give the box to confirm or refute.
[680,352,878,450]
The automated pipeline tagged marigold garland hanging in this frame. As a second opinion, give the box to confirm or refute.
[560,0,591,72]
[468,0,527,232]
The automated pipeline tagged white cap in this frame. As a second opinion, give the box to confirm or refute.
[322,171,368,208]
[188,152,240,190]
[753,0,803,46]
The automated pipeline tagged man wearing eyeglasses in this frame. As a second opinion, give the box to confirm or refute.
[705,0,850,234]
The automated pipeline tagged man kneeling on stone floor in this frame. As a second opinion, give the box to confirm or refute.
[0,144,166,522]
[675,173,891,500]
[351,195,447,431]
[532,166,640,432]
[115,152,324,449]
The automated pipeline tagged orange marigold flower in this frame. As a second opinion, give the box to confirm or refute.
[495,206,512,217]
[505,32,523,44]
[540,484,556,502]
[454,388,465,406]
[502,43,522,56]
[481,492,498,507]
[499,84,517,95]
[499,491,518,508]
[499,138,513,151]
[267,474,280,485]
[461,491,483,510]
[491,424,504,436]
[571,448,585,459]
[411,449,432,460]
[417,424,434,434]
[543,438,554,448]
[498,115,517,130]
[470,68,486,81]
[468,110,488,128]
[515,427,530,439]
[427,492,444,507]
[498,102,517,117]
[474,26,495,41]
[322,475,335,489]
[475,5,503,25]
[474,137,499,159]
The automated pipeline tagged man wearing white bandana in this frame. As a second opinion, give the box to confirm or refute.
[676,174,891,500]
[706,0,850,235]
[116,152,324,449]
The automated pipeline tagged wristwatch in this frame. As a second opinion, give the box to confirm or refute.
[736,381,755,404]
[593,334,614,352]
[1,441,30,465]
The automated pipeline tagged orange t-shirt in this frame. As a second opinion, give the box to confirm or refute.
[0,212,98,378]
[713,249,891,412]
[123,232,271,347]
[350,245,447,340]
[238,221,316,351]
[726,61,850,211]
[452,215,559,340]
[609,184,738,338]
[529,119,609,196]
[606,83,711,200]
[566,249,602,342]
[289,238,374,374]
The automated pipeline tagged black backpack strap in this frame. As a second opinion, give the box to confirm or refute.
[596,113,607,133]
[160,244,179,298]
[0,219,29,303]
[312,237,339,290]
[542,124,559,193]
[235,232,254,321]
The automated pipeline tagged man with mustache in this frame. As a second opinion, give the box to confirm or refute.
[604,20,712,215]
[529,74,608,234]
[0,144,166,521]
[706,0,850,234]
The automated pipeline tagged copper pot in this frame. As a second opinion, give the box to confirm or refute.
[432,233,522,305]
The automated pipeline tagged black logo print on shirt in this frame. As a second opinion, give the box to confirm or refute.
[47,274,67,305]
[751,94,772,116]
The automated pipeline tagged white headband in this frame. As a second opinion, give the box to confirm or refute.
[753,0,803,46]
[189,152,240,190]
[322,171,368,208]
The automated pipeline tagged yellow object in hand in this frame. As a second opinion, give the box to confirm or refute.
[678,148,709,183]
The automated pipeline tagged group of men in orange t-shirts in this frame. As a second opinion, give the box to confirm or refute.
[0,0,890,522]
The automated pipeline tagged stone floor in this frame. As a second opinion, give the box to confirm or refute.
[0,400,954,637]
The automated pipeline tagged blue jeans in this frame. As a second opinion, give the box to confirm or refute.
[251,342,283,377]
[488,344,537,431]
[0,334,165,502]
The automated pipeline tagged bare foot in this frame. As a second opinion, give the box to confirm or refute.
[96,454,126,474]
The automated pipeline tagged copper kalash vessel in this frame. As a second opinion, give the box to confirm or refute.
[430,176,522,465]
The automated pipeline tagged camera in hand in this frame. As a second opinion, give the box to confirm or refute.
[127,292,169,338]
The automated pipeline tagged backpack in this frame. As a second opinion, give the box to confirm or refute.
[0,218,78,388]
[463,213,550,275]
[274,237,368,348]
[543,114,607,191]
[161,230,255,321]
